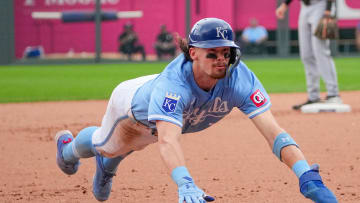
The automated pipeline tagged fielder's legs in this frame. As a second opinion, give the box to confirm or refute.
[309,1,339,99]
[298,3,321,102]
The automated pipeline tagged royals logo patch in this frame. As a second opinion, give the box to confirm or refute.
[250,89,267,107]
[162,92,181,113]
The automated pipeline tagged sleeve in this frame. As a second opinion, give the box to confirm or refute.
[234,63,272,119]
[147,81,189,127]
[261,26,268,37]
[242,28,249,37]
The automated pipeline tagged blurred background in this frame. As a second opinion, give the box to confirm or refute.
[1,0,359,64]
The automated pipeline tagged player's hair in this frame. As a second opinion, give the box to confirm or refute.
[178,37,192,61]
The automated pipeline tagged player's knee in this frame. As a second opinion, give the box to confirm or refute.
[300,54,314,63]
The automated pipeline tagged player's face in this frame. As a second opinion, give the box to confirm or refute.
[192,47,231,79]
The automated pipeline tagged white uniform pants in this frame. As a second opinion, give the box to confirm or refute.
[92,74,159,158]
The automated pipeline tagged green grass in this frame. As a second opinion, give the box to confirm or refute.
[245,57,360,93]
[0,63,166,103]
[0,57,359,103]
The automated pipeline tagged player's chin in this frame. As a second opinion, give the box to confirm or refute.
[211,70,226,79]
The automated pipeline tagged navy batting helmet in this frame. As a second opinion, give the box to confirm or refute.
[188,18,239,49]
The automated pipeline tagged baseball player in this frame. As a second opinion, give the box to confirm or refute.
[276,0,342,110]
[55,18,337,203]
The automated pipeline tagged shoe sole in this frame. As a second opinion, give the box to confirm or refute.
[55,130,73,144]
[55,130,78,175]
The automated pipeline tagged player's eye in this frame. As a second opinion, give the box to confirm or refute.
[206,53,231,59]
[206,53,217,59]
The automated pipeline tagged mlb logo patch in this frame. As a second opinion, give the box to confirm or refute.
[250,89,267,107]
[162,92,181,113]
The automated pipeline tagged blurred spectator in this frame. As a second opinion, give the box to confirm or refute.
[23,46,44,59]
[154,25,176,60]
[241,18,268,55]
[356,21,360,52]
[118,23,146,61]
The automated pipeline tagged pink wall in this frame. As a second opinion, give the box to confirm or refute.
[14,0,360,58]
[14,0,185,58]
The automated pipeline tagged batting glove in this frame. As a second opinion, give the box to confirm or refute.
[299,164,338,203]
[172,166,215,203]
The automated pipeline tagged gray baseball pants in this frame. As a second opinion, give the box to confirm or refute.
[298,0,339,101]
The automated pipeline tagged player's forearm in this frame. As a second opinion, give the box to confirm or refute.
[280,145,306,169]
[273,134,310,178]
[158,136,186,172]
[156,120,186,173]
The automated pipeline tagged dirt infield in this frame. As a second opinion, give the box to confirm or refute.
[0,91,359,203]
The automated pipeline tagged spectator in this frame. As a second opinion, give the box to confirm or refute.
[356,21,360,52]
[154,25,176,60]
[241,18,268,55]
[118,23,146,61]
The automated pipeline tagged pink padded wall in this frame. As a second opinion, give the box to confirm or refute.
[14,0,360,58]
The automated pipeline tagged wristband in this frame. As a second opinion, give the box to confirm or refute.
[292,160,311,178]
[171,166,193,186]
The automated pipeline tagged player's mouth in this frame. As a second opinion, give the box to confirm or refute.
[213,63,227,70]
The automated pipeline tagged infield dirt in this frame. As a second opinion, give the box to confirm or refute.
[0,91,359,203]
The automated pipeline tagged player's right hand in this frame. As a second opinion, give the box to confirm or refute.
[299,164,338,203]
[177,176,214,203]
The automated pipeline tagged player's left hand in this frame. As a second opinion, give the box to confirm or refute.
[299,164,338,203]
[177,176,214,203]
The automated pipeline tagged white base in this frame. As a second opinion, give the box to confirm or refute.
[301,103,351,113]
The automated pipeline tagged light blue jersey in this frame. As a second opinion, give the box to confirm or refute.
[131,54,271,134]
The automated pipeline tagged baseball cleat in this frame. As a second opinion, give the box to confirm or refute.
[55,130,80,175]
[292,98,321,110]
[92,155,115,201]
[325,95,342,104]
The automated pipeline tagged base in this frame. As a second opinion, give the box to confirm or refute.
[301,103,351,113]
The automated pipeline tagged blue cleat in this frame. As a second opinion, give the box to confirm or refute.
[92,155,116,201]
[55,130,80,175]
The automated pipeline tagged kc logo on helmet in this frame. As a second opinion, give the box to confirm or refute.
[250,89,267,107]
[216,27,228,39]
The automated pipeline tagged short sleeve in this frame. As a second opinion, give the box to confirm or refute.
[233,62,271,118]
[148,81,189,127]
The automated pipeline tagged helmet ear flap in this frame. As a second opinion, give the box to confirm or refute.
[229,48,241,65]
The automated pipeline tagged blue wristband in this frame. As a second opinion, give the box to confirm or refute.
[171,166,193,186]
[272,132,299,161]
[292,160,311,178]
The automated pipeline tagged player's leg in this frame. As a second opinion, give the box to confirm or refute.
[55,82,128,176]
[294,5,321,109]
[90,74,158,201]
[310,1,340,102]
[55,126,98,175]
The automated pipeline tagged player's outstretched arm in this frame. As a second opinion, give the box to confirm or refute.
[251,110,338,203]
[156,121,214,203]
